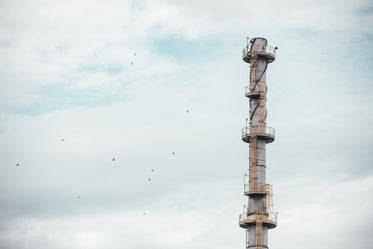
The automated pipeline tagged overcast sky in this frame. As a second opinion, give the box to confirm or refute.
[0,0,373,248]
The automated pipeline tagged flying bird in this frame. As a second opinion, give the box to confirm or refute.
[112,157,115,161]
[134,53,136,56]
[151,169,154,172]
[148,177,151,181]
[77,195,80,199]
[143,212,146,215]
[171,152,175,155]
[131,62,134,65]
[186,110,189,113]
[61,138,64,141]
[16,163,19,166]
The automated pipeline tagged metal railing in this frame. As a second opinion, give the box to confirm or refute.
[239,211,278,225]
[244,83,267,97]
[242,126,275,139]
[245,85,259,97]
[244,183,269,194]
[242,44,277,59]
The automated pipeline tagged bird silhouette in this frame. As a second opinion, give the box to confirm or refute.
[61,139,64,141]
[143,212,146,215]
[16,163,19,166]
[112,158,115,161]
[186,110,189,113]
[134,53,136,56]
[131,62,134,65]
[77,195,80,199]
[151,169,154,172]
[148,177,151,181]
[171,152,175,155]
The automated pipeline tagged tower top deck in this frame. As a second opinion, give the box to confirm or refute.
[242,37,277,64]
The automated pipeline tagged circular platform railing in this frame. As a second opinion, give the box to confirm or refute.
[241,125,275,143]
[239,211,277,229]
[242,44,276,63]
[244,183,269,195]
[244,85,260,98]
[244,83,267,98]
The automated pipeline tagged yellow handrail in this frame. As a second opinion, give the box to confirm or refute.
[239,211,278,225]
[242,125,275,138]
[244,183,269,193]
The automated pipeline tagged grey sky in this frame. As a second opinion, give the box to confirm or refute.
[0,0,373,248]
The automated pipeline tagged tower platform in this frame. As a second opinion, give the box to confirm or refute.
[239,212,277,229]
[241,126,275,143]
[244,84,267,99]
[244,183,270,196]
[242,43,276,63]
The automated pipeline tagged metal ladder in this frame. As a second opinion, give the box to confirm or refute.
[266,185,274,214]
[255,213,263,249]
[249,136,257,191]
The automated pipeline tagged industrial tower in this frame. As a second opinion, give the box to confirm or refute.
[239,37,278,249]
